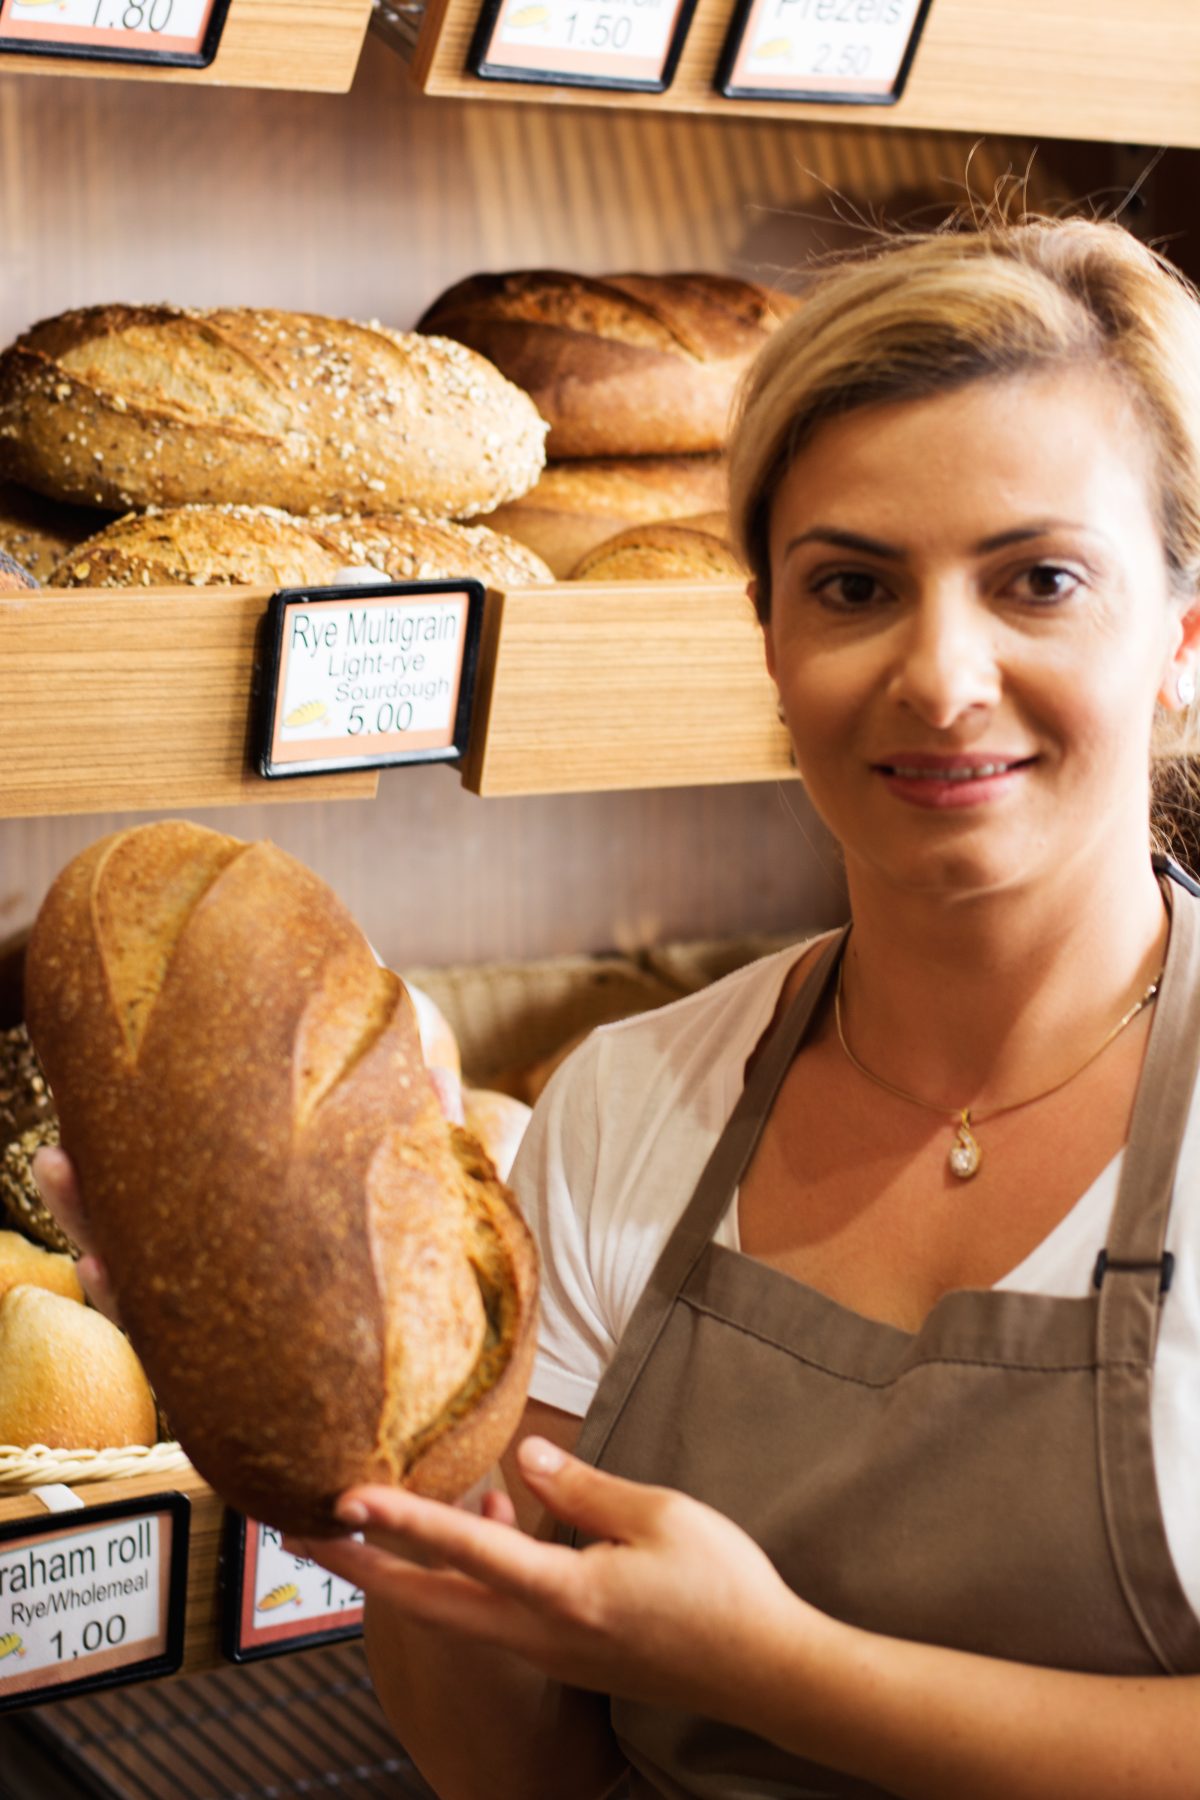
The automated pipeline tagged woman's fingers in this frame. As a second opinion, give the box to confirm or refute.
[514,1438,666,1543]
[31,1146,91,1249]
[32,1146,122,1321]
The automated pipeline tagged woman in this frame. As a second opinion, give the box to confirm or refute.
[41,216,1200,1797]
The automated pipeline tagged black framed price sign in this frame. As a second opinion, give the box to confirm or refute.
[221,1514,363,1663]
[254,580,486,781]
[717,0,932,104]
[0,1494,190,1713]
[0,0,231,68]
[468,0,698,93]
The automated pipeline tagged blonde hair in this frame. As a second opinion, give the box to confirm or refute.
[727,216,1200,865]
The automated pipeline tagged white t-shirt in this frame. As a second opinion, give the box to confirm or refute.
[509,939,1200,1621]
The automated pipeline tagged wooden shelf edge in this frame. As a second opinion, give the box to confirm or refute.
[405,0,1200,147]
[0,0,371,92]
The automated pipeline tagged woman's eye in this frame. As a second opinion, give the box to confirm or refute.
[1013,564,1082,604]
[813,571,885,608]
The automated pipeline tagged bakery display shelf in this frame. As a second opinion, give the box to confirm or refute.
[0,580,793,818]
[0,0,370,91]
[381,0,1200,147]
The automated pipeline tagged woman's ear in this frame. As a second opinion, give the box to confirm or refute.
[1160,588,1200,711]
[754,582,778,684]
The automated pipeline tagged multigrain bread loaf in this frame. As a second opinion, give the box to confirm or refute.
[0,304,548,519]
[0,480,107,583]
[24,823,539,1534]
[481,453,727,577]
[419,271,798,458]
[48,503,553,590]
[571,516,743,582]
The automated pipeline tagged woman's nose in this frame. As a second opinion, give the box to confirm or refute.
[887,588,1002,729]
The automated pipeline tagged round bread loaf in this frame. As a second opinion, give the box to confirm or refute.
[47,503,553,590]
[419,271,798,458]
[0,1284,157,1449]
[24,822,539,1534]
[481,453,727,577]
[0,304,548,519]
[0,1230,83,1305]
[571,516,743,582]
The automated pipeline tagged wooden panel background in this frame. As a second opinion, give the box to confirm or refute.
[0,38,1191,970]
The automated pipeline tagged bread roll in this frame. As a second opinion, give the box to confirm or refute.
[24,822,538,1535]
[0,304,548,519]
[571,518,744,582]
[463,1089,532,1182]
[481,454,727,577]
[0,480,106,583]
[419,271,798,458]
[0,1230,83,1305]
[47,503,553,590]
[0,1284,157,1449]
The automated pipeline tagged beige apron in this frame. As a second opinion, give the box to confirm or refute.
[567,875,1200,1800]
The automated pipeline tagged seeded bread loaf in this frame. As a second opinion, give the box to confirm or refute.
[481,453,727,577]
[0,304,548,520]
[24,822,539,1534]
[571,516,742,582]
[48,503,553,590]
[0,480,106,583]
[419,271,798,458]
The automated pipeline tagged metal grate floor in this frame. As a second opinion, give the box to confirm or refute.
[2,1642,439,1800]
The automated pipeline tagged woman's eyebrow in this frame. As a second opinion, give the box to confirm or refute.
[782,520,1090,561]
[782,527,901,560]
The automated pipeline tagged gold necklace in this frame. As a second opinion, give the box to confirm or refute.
[833,954,1163,1181]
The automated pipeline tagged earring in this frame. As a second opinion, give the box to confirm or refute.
[1178,670,1197,708]
[775,698,787,723]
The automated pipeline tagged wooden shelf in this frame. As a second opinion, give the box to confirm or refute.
[0,1466,229,1681]
[464,581,794,795]
[0,587,379,817]
[391,0,1200,146]
[0,581,792,819]
[0,0,371,91]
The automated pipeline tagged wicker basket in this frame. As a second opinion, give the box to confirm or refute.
[0,1438,191,1493]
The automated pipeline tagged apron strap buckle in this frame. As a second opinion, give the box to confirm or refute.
[1092,1248,1176,1294]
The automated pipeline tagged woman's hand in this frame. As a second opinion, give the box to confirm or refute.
[287,1436,815,1727]
[31,1145,120,1320]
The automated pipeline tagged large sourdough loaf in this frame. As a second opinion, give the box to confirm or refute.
[24,823,539,1534]
[0,305,548,519]
[481,453,727,577]
[419,271,798,458]
[48,503,553,590]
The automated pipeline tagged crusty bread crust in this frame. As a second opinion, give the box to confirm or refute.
[482,453,727,578]
[47,502,553,590]
[419,272,798,458]
[24,822,539,1535]
[572,517,743,582]
[0,304,548,520]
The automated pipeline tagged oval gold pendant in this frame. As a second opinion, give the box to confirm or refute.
[948,1117,981,1180]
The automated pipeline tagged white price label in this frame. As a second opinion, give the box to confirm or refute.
[231,1522,362,1657]
[0,1507,180,1705]
[723,0,928,99]
[476,0,689,85]
[0,0,218,54]
[263,588,474,776]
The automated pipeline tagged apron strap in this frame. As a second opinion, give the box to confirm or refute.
[572,929,848,1474]
[1095,874,1200,1672]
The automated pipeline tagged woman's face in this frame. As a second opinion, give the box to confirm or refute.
[763,367,1200,904]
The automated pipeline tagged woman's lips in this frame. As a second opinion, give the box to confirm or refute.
[872,755,1036,809]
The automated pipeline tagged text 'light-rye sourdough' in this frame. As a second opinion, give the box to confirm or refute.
[23,822,538,1537]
